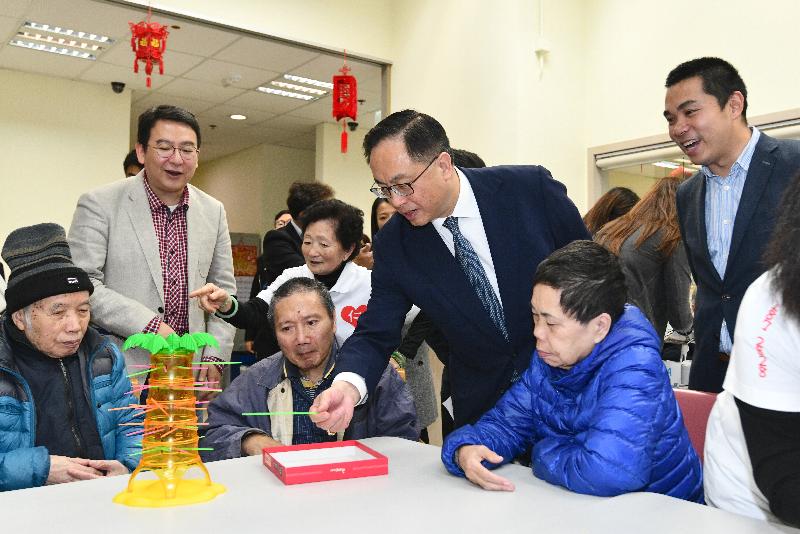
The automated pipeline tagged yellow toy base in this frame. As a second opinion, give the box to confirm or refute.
[113,479,226,508]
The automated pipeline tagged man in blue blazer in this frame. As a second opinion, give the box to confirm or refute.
[664,57,800,392]
[310,110,589,430]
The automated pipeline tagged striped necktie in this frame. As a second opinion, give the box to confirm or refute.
[443,216,509,340]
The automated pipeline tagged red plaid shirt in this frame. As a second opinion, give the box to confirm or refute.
[142,177,190,335]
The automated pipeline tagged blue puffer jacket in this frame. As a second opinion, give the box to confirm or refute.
[442,305,703,502]
[0,321,142,491]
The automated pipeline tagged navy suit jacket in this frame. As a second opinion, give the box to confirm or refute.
[336,165,590,427]
[676,133,800,392]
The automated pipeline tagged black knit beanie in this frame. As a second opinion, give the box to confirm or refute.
[2,223,93,314]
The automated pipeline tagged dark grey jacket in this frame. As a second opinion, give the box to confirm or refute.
[202,341,418,461]
[618,228,693,340]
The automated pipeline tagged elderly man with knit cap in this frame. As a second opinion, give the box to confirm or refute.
[0,223,141,491]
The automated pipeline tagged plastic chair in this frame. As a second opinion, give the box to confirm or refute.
[674,389,717,464]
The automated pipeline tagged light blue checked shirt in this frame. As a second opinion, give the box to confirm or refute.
[702,126,760,353]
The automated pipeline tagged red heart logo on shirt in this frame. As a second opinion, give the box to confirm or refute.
[341,305,367,327]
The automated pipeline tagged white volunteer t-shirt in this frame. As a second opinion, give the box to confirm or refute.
[704,271,800,522]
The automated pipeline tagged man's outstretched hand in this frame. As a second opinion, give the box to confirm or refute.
[310,381,360,433]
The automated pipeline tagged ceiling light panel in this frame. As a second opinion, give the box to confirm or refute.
[270,81,326,95]
[22,21,113,44]
[256,86,314,100]
[283,73,333,89]
[8,21,115,61]
[9,38,96,60]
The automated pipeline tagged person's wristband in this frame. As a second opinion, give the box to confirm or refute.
[215,295,238,318]
[390,351,407,369]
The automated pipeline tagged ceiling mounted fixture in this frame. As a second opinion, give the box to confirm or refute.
[283,73,333,89]
[22,21,113,44]
[9,38,96,60]
[256,72,334,101]
[230,114,247,120]
[256,85,314,101]
[9,21,114,60]
[270,81,326,96]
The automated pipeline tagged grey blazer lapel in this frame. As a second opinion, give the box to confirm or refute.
[186,187,203,290]
[728,136,778,263]
[126,178,164,301]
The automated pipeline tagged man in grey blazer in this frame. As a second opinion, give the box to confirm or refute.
[664,57,800,392]
[69,105,236,399]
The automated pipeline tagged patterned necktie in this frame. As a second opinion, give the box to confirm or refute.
[443,216,509,340]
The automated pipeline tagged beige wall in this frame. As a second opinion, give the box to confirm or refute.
[386,0,589,209]
[583,0,800,149]
[315,123,374,221]
[0,68,131,247]
[192,143,315,236]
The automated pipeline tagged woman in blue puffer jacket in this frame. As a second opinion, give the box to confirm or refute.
[442,241,702,502]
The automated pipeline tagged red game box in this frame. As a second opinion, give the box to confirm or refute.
[262,440,388,485]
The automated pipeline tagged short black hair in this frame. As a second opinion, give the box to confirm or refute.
[274,209,291,222]
[123,149,142,175]
[286,181,335,220]
[665,57,748,119]
[363,109,451,164]
[451,148,486,168]
[300,199,364,262]
[137,105,202,148]
[267,277,335,331]
[533,241,627,324]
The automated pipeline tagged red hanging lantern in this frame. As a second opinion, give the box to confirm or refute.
[130,8,168,89]
[332,52,358,153]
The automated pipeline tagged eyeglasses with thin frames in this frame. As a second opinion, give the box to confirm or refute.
[369,153,441,199]
[149,143,200,161]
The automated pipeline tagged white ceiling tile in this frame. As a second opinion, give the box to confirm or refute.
[196,103,274,124]
[158,19,240,57]
[182,58,280,90]
[224,89,310,114]
[0,16,21,43]
[213,36,316,73]
[286,96,337,122]
[132,92,216,116]
[0,44,94,79]
[21,0,145,41]
[257,114,319,132]
[1,0,34,18]
[79,61,175,90]
[157,77,245,104]
[98,44,204,78]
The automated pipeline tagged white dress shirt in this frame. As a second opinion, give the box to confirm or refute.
[431,167,502,301]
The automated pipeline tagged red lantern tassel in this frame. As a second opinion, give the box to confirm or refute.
[146,76,151,88]
[341,128,348,153]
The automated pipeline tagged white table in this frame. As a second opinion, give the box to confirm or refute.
[2,437,796,533]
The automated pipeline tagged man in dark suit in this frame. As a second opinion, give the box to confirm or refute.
[310,110,589,431]
[247,182,333,356]
[259,182,334,288]
[664,57,800,392]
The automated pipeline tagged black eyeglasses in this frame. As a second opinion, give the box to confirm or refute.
[369,153,440,199]
[149,143,200,161]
